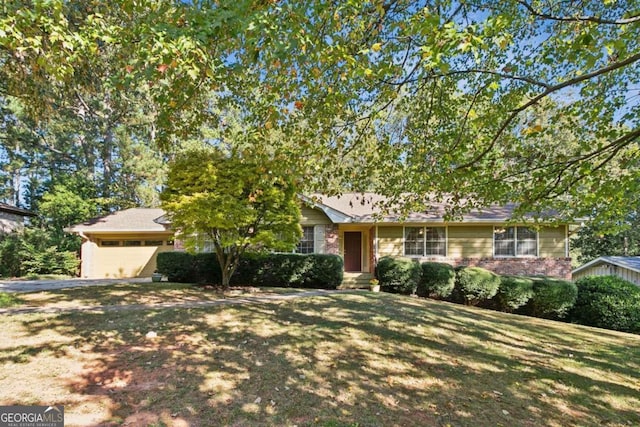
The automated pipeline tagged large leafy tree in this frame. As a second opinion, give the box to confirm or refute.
[160,147,301,288]
[572,210,640,264]
[2,0,639,225]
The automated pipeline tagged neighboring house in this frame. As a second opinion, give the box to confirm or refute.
[572,256,640,286]
[0,202,36,233]
[66,208,174,279]
[67,193,575,283]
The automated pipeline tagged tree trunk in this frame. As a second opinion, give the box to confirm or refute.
[215,247,238,290]
[221,269,231,289]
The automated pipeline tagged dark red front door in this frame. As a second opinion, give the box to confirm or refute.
[344,232,362,272]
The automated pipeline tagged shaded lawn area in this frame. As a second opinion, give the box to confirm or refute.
[0,293,639,427]
[0,282,306,309]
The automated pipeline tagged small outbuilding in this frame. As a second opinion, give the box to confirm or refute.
[0,202,36,233]
[572,256,640,286]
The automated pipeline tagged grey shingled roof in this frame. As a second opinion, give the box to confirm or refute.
[66,208,170,233]
[67,192,565,232]
[311,193,532,223]
[573,256,640,275]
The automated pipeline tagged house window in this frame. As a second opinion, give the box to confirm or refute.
[296,226,314,254]
[404,227,425,256]
[144,240,164,246]
[123,240,142,247]
[404,227,446,256]
[425,227,446,256]
[494,226,537,257]
[101,240,120,247]
[195,234,215,252]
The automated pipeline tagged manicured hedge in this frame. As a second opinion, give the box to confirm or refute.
[417,262,456,299]
[569,276,640,333]
[234,253,344,288]
[521,277,577,319]
[452,266,500,305]
[156,252,343,289]
[376,256,421,295]
[491,275,535,312]
[157,251,196,282]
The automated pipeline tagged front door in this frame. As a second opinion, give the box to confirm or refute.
[344,231,362,272]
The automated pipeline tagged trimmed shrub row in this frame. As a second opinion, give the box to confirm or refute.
[378,257,640,334]
[376,256,578,319]
[156,252,343,289]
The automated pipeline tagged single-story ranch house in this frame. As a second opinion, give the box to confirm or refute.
[0,202,36,233]
[67,193,574,285]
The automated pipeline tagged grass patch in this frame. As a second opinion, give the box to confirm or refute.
[0,292,22,307]
[0,293,638,426]
[4,282,308,309]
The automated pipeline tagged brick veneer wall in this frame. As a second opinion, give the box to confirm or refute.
[325,225,340,255]
[409,257,573,280]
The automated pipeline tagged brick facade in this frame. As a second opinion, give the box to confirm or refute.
[324,225,340,255]
[417,257,572,279]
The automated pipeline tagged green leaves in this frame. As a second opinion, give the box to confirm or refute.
[2,0,640,227]
[160,146,302,286]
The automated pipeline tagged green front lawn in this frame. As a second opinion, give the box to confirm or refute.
[0,292,638,426]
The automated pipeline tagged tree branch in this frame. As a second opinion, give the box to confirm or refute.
[517,0,640,25]
[455,51,640,170]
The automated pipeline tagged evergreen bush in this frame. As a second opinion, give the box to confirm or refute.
[453,266,500,305]
[491,275,535,312]
[569,276,640,333]
[521,277,577,319]
[417,262,456,299]
[376,256,421,295]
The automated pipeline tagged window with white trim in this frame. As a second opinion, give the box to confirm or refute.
[194,234,215,253]
[404,226,446,256]
[404,227,424,256]
[425,227,447,256]
[494,226,537,257]
[296,226,314,254]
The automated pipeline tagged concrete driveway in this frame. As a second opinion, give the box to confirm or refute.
[0,277,151,293]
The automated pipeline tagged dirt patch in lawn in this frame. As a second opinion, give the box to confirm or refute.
[0,293,639,426]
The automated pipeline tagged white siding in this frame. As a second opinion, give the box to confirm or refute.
[314,225,326,254]
[573,264,640,286]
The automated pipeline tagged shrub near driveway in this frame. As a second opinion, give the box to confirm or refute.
[570,275,640,333]
[157,252,343,289]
